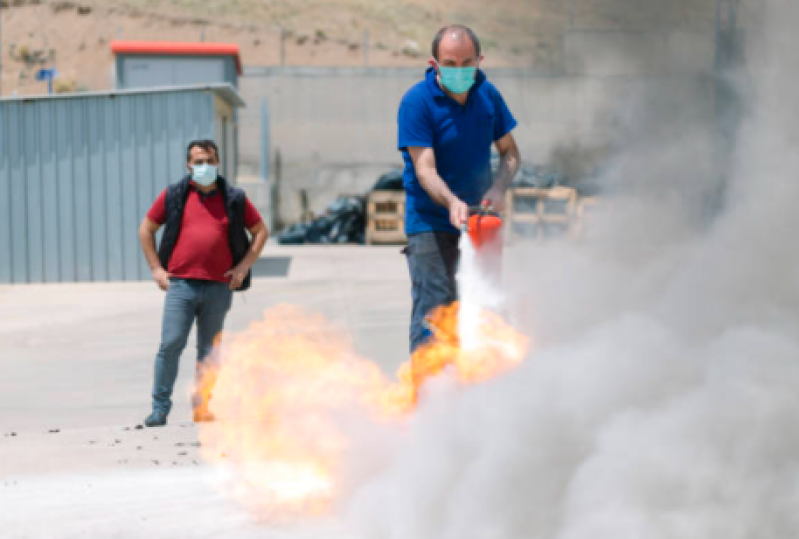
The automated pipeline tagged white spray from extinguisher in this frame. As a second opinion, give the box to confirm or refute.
[456,213,506,351]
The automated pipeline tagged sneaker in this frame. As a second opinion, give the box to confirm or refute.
[193,409,216,423]
[144,411,168,427]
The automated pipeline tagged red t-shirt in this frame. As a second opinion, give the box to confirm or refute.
[147,184,263,283]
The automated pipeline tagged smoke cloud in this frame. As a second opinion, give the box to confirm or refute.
[341,1,799,538]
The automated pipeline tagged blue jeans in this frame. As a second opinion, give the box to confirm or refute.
[151,278,233,414]
[404,231,460,353]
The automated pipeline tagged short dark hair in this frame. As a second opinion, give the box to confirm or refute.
[432,25,481,61]
[186,139,219,162]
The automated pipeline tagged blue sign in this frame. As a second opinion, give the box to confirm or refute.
[35,68,58,94]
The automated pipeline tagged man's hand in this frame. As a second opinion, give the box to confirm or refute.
[225,264,249,291]
[449,197,469,229]
[482,186,506,212]
[152,267,171,291]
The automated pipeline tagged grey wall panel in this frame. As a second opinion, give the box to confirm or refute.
[25,102,44,283]
[9,104,27,283]
[166,92,184,183]
[88,99,108,281]
[72,99,93,282]
[104,98,125,282]
[0,103,11,282]
[40,100,60,283]
[55,103,76,282]
[0,88,236,283]
[119,56,237,89]
[119,96,138,281]
[135,95,158,279]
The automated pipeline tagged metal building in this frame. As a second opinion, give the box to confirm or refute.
[0,84,245,284]
[111,42,242,89]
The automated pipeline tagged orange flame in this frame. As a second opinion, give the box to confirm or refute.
[196,302,528,515]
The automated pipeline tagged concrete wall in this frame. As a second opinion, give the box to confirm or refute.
[236,29,716,225]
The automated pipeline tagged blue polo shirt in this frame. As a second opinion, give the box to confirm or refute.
[397,67,517,234]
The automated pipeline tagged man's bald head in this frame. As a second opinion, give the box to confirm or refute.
[432,25,481,61]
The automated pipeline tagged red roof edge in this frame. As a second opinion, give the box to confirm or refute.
[111,41,242,75]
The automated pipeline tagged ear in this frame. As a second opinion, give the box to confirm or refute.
[428,58,438,70]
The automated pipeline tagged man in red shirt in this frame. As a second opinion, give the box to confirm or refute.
[138,140,268,427]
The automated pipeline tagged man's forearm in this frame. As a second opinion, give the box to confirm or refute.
[418,169,458,208]
[139,231,162,272]
[237,229,268,271]
[493,150,520,193]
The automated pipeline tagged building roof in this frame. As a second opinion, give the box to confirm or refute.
[0,83,246,108]
[111,41,243,75]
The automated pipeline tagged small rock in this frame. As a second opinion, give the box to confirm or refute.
[48,429,60,434]
[178,452,187,456]
[135,425,143,430]
[402,39,420,58]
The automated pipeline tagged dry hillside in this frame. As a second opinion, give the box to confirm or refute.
[1,0,716,96]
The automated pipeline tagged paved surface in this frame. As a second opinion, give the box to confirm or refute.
[0,245,410,538]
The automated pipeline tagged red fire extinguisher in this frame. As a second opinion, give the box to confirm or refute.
[464,204,503,249]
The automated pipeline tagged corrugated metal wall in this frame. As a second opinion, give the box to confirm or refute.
[0,89,216,283]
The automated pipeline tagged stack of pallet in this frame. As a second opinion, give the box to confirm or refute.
[366,190,406,245]
[504,186,582,241]
[572,196,599,239]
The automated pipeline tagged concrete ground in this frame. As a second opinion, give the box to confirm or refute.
[0,245,410,538]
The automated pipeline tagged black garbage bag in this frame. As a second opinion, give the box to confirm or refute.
[371,168,404,191]
[276,222,311,245]
[512,163,566,189]
[278,195,366,245]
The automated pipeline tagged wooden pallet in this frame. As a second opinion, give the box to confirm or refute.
[573,196,600,239]
[366,190,407,245]
[505,186,578,241]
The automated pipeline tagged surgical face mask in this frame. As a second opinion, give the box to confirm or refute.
[191,163,217,186]
[437,64,477,94]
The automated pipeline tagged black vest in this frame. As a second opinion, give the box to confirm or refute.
[157,175,252,291]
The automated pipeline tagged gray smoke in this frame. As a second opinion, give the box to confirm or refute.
[342,1,799,538]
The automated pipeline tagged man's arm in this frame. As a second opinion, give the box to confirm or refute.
[138,217,171,291]
[225,221,268,290]
[483,132,521,211]
[408,146,469,229]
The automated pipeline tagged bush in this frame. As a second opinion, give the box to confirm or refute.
[53,77,78,94]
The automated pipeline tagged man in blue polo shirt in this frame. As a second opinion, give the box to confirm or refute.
[398,24,520,353]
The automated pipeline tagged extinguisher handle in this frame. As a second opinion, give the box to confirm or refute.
[467,205,500,217]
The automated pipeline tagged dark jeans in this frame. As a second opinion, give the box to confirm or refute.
[151,278,232,414]
[404,231,460,353]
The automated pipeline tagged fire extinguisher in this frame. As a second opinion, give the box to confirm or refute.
[463,204,503,249]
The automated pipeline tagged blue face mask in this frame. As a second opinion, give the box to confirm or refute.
[191,163,217,186]
[437,65,477,94]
